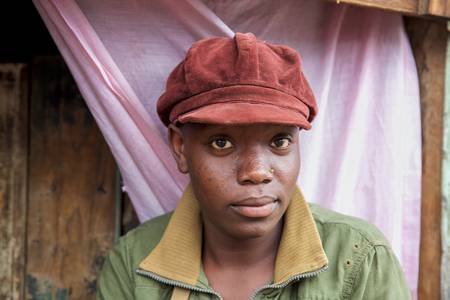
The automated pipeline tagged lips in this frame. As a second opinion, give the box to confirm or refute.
[230,196,278,218]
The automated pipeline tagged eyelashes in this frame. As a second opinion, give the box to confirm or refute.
[208,135,293,151]
[211,138,233,150]
[270,137,292,150]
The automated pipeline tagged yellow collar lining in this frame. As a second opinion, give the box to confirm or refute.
[139,184,328,286]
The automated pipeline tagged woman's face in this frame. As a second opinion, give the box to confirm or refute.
[169,123,300,240]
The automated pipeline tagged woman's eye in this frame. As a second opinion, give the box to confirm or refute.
[211,138,233,150]
[271,137,291,149]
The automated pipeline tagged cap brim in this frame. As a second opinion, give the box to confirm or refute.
[176,102,311,129]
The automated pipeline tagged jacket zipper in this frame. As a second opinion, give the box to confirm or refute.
[137,264,328,300]
[136,268,223,299]
[249,264,329,300]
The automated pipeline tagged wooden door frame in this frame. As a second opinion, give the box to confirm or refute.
[328,0,450,18]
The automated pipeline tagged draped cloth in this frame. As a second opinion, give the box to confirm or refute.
[33,0,421,296]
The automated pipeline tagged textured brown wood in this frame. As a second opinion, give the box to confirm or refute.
[0,64,28,300]
[331,0,450,18]
[122,193,140,235]
[25,57,116,300]
[426,0,450,17]
[334,0,417,14]
[405,17,446,300]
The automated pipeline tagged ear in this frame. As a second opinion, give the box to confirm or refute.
[168,124,189,174]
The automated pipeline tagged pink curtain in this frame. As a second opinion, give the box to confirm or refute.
[33,0,421,296]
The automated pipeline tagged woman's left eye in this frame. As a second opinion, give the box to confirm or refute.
[211,138,233,150]
[271,137,291,149]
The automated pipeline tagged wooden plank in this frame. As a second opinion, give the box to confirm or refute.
[25,56,116,300]
[427,0,450,18]
[0,64,28,300]
[442,24,450,300]
[333,0,417,15]
[330,0,450,18]
[405,17,447,300]
[121,193,140,235]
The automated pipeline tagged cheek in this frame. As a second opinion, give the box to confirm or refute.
[277,148,300,171]
[287,153,301,180]
[273,149,300,188]
[190,164,220,191]
[186,151,236,204]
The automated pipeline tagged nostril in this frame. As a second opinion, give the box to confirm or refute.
[239,171,273,185]
[237,159,274,185]
[242,179,253,185]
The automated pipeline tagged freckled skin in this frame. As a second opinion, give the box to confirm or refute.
[168,123,301,299]
[169,123,301,240]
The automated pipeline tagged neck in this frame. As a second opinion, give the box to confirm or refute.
[201,217,283,268]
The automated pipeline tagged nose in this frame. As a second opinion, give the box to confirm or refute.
[237,153,273,185]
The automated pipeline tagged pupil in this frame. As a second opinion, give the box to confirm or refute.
[216,139,226,148]
[275,139,284,147]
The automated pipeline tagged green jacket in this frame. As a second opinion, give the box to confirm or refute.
[97,185,411,299]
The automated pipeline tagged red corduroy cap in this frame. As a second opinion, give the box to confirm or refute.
[157,32,318,129]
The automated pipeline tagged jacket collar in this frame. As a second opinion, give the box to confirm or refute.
[139,184,328,287]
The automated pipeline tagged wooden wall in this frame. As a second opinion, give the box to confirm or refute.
[331,0,450,18]
[0,57,117,300]
[0,64,28,300]
[405,17,448,300]
[442,29,450,300]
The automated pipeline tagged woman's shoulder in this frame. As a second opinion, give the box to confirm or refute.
[304,203,410,299]
[123,211,174,244]
[97,212,175,299]
[112,211,174,269]
[308,203,389,247]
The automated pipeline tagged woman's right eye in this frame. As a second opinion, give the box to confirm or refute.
[211,138,233,150]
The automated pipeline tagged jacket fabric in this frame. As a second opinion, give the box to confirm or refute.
[97,185,410,299]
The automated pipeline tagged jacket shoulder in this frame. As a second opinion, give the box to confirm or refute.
[122,211,173,242]
[118,211,173,267]
[308,203,389,246]
[305,204,410,299]
[97,212,174,299]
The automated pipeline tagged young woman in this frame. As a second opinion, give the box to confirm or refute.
[97,32,410,300]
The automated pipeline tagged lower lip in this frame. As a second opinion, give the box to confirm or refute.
[230,201,278,218]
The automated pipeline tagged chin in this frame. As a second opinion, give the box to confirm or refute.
[229,219,279,240]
